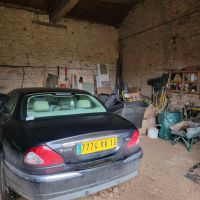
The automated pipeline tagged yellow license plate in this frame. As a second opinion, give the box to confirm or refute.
[77,137,118,155]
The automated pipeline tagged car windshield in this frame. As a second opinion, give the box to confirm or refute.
[26,93,106,120]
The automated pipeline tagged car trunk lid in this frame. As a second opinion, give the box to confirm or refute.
[27,113,135,167]
[46,129,131,166]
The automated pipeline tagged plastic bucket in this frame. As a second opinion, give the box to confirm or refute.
[147,128,159,139]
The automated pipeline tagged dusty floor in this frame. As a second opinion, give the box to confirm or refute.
[80,137,200,200]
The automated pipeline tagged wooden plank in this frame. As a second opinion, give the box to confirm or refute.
[50,0,79,23]
[32,20,68,29]
[99,0,137,4]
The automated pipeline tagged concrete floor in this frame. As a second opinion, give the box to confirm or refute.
[80,137,200,200]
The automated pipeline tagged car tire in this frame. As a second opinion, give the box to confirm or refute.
[0,155,16,200]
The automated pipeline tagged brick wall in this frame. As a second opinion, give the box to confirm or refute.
[119,0,200,97]
[0,6,118,93]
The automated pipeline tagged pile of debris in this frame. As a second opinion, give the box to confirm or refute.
[170,121,200,151]
[139,105,157,135]
[186,162,200,185]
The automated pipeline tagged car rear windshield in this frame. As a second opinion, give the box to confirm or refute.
[26,93,106,120]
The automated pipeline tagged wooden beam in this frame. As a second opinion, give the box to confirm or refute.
[32,20,68,29]
[0,2,47,15]
[99,0,137,4]
[50,0,79,23]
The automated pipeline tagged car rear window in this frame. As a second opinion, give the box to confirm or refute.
[26,93,106,120]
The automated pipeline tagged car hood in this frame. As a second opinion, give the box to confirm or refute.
[26,113,134,143]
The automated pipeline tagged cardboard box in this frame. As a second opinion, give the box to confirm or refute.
[96,87,113,95]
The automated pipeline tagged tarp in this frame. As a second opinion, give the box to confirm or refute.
[114,102,147,129]
[158,112,181,140]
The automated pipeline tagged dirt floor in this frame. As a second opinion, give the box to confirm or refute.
[80,137,200,200]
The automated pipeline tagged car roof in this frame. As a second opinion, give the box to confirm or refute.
[10,87,90,96]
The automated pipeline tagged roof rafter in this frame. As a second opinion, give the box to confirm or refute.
[99,0,137,4]
[50,0,79,23]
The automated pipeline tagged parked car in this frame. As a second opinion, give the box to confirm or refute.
[0,88,143,200]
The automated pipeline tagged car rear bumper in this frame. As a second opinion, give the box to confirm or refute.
[4,148,143,200]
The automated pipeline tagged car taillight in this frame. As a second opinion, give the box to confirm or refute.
[24,145,64,166]
[127,130,140,149]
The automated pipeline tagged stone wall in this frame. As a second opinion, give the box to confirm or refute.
[0,6,118,93]
[119,0,200,97]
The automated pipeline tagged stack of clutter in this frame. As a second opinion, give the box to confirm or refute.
[139,105,157,135]
[170,121,200,150]
[170,121,200,138]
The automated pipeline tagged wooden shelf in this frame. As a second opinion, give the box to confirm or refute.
[170,90,181,93]
[170,80,182,83]
[169,69,200,95]
[183,81,199,84]
[170,70,200,73]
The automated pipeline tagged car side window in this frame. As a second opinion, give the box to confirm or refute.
[3,92,18,115]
